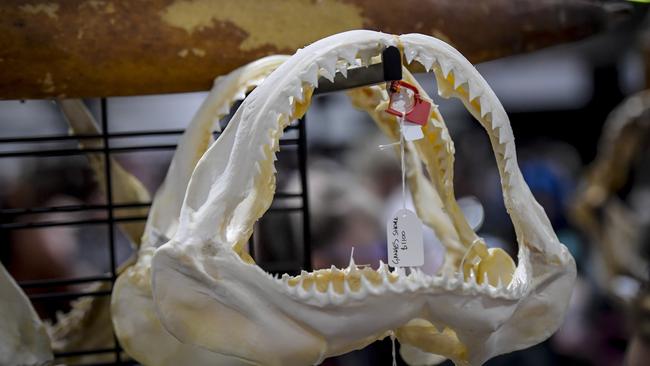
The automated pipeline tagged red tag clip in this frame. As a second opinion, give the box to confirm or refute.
[385,81,431,126]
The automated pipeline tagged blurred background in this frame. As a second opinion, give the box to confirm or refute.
[2,1,650,365]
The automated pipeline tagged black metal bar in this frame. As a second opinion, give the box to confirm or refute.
[297,116,312,272]
[1,205,301,229]
[0,125,299,145]
[0,129,185,144]
[0,140,299,158]
[248,230,255,261]
[19,274,112,288]
[312,46,402,95]
[0,216,148,230]
[29,289,112,301]
[68,360,138,366]
[99,98,122,364]
[1,195,301,217]
[1,202,151,216]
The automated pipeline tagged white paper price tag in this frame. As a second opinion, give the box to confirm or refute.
[386,209,424,267]
[401,122,424,141]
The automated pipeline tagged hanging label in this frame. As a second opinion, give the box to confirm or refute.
[386,80,432,127]
[386,209,424,267]
[402,122,424,141]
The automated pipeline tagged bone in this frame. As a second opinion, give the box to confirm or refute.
[110,56,288,366]
[58,99,151,246]
[0,263,53,366]
[150,31,575,366]
[572,90,650,302]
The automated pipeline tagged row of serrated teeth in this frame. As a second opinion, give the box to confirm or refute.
[407,47,519,181]
[273,258,522,305]
[258,46,384,158]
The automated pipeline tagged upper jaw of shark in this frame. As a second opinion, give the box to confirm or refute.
[111,55,288,366]
[151,30,576,366]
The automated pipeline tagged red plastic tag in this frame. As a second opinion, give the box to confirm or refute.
[386,81,431,126]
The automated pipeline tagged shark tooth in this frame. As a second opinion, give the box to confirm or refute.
[404,46,418,65]
[417,53,434,72]
[338,47,357,65]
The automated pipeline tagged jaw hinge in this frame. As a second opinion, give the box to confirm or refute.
[313,46,402,95]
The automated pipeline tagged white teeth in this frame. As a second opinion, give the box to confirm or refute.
[299,63,319,87]
[358,49,375,67]
[453,271,464,288]
[311,285,328,304]
[217,102,231,116]
[319,68,335,83]
[508,281,519,294]
[405,275,420,292]
[328,281,345,305]
[443,274,456,291]
[361,274,382,295]
[235,90,247,101]
[378,261,390,275]
[439,59,453,78]
[453,73,467,90]
[431,274,444,287]
[468,80,482,101]
[498,124,513,145]
[480,95,492,118]
[343,278,353,296]
[387,276,406,293]
[347,250,359,273]
[318,57,337,82]
[336,60,349,79]
[504,142,515,159]
[274,100,293,116]
[359,55,372,67]
[393,267,406,277]
[468,269,478,288]
[505,158,518,176]
[297,278,310,300]
[284,80,304,102]
[481,273,490,290]
[417,54,434,71]
[338,47,357,65]
[404,47,418,65]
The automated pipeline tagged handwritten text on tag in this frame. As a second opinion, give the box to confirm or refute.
[386,209,424,267]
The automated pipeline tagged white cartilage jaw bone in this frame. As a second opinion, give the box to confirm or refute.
[110,56,288,366]
[151,30,576,366]
[0,263,53,365]
[58,99,151,247]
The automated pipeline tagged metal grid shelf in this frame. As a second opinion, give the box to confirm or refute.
[1,45,402,365]
[0,98,312,365]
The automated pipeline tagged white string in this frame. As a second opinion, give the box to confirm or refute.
[459,238,482,272]
[399,114,406,211]
[378,141,400,150]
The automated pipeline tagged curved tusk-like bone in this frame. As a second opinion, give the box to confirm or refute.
[58,99,151,246]
[0,263,53,365]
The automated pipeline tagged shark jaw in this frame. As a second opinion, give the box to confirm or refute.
[152,30,576,366]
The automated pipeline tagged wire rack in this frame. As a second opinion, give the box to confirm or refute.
[0,98,312,365]
[0,46,401,365]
